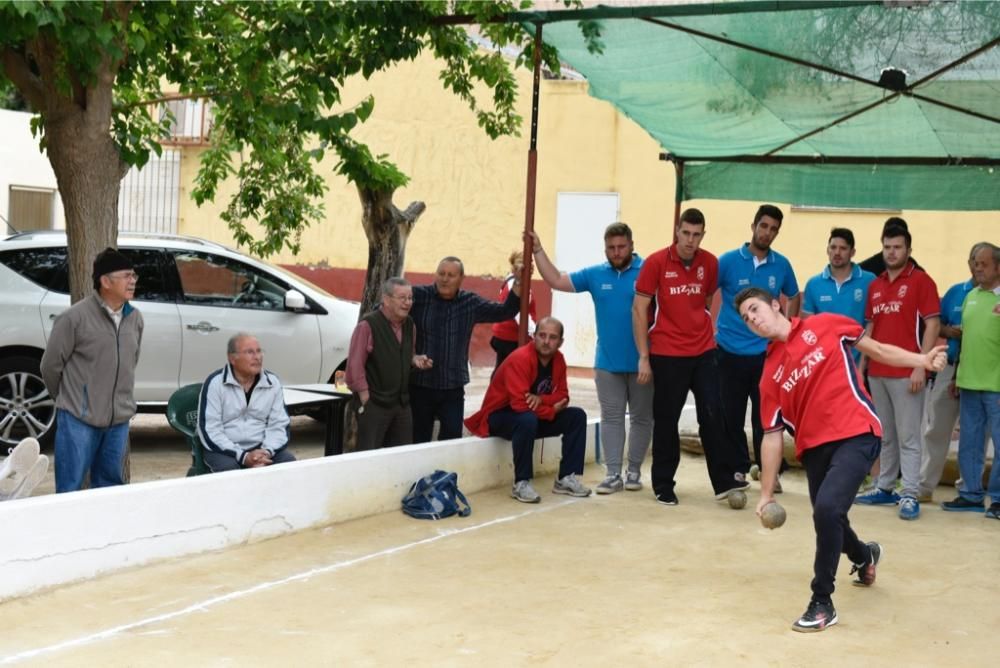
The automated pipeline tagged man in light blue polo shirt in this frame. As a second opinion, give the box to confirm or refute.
[529,224,653,495]
[716,204,800,484]
[920,242,984,501]
[801,227,876,364]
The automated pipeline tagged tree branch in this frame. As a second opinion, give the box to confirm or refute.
[0,46,46,110]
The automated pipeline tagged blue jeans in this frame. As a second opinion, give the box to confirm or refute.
[54,409,130,493]
[957,390,1000,504]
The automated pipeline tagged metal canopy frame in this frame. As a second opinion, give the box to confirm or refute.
[441,3,1000,341]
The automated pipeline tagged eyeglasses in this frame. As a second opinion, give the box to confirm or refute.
[108,271,139,281]
[391,295,414,303]
[238,348,265,356]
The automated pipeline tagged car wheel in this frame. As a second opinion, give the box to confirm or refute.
[0,356,57,450]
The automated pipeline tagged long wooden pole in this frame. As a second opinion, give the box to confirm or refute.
[518,22,543,345]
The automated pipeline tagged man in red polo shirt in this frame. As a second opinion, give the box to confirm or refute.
[856,220,940,520]
[736,286,945,633]
[632,208,749,506]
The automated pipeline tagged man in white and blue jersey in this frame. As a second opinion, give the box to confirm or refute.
[715,204,800,483]
[801,228,876,365]
[529,224,653,494]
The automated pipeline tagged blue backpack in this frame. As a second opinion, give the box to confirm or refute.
[401,470,472,520]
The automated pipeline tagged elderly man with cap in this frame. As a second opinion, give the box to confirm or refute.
[41,248,144,493]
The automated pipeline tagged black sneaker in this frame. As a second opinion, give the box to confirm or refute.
[850,541,882,586]
[791,599,838,633]
[985,503,1000,520]
[655,491,679,506]
[941,496,985,512]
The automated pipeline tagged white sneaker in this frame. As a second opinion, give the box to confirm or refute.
[0,454,48,501]
[510,480,541,504]
[553,474,592,497]
[0,437,40,482]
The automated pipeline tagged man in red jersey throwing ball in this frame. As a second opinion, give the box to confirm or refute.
[736,287,945,633]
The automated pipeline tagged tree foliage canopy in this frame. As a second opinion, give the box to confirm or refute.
[0,1,598,257]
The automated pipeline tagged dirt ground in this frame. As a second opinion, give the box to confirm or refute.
[8,368,993,666]
[4,452,998,666]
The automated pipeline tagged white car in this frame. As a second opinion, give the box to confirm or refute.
[0,231,359,448]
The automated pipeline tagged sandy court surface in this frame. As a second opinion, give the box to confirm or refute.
[3,453,996,666]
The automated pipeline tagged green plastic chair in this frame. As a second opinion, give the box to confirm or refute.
[166,383,209,476]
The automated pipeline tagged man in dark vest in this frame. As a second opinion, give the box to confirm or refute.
[346,278,433,450]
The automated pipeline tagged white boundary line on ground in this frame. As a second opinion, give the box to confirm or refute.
[0,498,578,665]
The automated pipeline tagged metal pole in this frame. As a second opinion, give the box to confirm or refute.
[519,22,543,345]
[672,159,684,229]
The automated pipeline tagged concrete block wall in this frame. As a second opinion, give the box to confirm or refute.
[0,425,597,602]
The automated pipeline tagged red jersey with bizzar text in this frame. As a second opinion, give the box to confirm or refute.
[635,245,717,357]
[865,261,940,378]
[760,314,882,459]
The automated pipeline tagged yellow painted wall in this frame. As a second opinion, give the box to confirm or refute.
[177,52,997,289]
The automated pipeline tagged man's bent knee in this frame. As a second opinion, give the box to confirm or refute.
[563,406,587,425]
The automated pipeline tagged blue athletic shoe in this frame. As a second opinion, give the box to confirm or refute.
[854,488,900,506]
[898,496,920,520]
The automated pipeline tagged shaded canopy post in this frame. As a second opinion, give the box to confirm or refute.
[673,158,684,229]
[519,22,543,345]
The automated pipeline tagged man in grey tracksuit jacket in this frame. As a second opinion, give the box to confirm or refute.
[196,333,293,472]
[41,248,144,493]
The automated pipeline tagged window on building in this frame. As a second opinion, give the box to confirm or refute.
[8,186,55,232]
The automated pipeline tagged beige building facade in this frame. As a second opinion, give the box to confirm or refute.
[177,53,995,289]
[176,52,996,307]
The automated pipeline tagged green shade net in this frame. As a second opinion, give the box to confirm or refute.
[528,1,1000,210]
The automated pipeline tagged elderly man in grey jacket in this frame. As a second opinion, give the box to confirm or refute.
[41,248,144,493]
[196,333,294,472]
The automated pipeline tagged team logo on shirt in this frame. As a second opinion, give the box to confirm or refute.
[697,266,704,280]
[768,276,776,290]
[670,284,703,296]
[871,290,882,300]
[872,301,902,315]
[664,271,678,278]
[801,330,817,346]
[772,364,785,382]
[600,283,613,290]
[854,288,864,302]
[897,285,908,298]
[781,350,826,393]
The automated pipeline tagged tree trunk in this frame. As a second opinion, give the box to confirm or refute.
[356,185,426,319]
[45,113,129,303]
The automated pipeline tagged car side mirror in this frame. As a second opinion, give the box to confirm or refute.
[284,289,307,311]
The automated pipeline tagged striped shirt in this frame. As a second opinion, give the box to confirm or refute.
[410,284,520,389]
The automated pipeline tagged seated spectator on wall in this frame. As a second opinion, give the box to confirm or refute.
[465,317,592,504]
[197,333,295,472]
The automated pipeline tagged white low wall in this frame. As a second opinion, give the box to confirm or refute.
[0,424,597,601]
